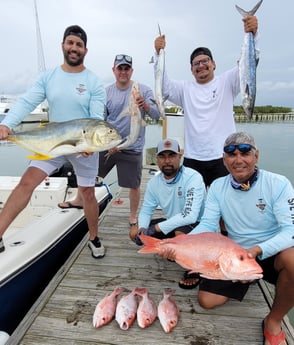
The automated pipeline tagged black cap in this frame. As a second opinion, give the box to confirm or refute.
[63,25,87,47]
[190,47,213,64]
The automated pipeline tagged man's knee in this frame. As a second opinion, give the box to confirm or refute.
[197,290,229,309]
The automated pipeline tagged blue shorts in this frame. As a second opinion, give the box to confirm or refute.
[29,152,99,187]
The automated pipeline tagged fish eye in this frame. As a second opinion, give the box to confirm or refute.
[239,255,244,261]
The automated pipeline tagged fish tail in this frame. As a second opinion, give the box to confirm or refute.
[134,287,147,296]
[235,0,263,17]
[137,234,161,253]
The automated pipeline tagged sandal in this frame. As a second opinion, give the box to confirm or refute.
[262,319,286,345]
[178,271,201,290]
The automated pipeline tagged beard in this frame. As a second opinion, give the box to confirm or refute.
[161,165,177,177]
[64,51,84,66]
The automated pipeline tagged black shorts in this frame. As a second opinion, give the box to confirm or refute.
[198,255,278,301]
[148,218,198,239]
[183,157,228,187]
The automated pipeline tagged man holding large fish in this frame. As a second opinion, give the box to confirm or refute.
[98,54,160,226]
[140,132,294,345]
[153,3,260,188]
[0,25,107,258]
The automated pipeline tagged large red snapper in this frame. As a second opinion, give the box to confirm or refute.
[93,287,125,328]
[157,288,179,333]
[115,288,138,330]
[138,232,263,281]
[134,287,157,328]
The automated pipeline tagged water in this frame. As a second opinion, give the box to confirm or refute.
[1,121,294,325]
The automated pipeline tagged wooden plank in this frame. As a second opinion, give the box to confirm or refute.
[8,167,294,345]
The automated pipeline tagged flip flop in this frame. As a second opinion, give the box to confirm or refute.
[178,271,201,290]
[58,201,83,209]
[262,319,286,345]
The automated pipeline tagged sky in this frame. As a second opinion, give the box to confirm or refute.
[1,0,294,108]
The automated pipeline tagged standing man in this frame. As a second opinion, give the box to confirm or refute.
[99,54,161,227]
[0,25,106,259]
[131,138,206,289]
[154,15,258,187]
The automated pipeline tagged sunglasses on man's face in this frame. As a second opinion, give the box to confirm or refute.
[224,143,255,154]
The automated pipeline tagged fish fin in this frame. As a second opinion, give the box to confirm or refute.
[149,56,154,64]
[235,0,263,17]
[137,234,160,253]
[26,153,53,160]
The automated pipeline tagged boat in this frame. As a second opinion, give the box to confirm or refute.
[0,173,113,338]
[0,95,49,124]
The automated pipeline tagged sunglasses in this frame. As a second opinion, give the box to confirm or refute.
[224,143,256,154]
[114,54,132,64]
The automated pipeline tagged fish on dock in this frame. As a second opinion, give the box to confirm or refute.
[157,288,179,333]
[235,0,263,119]
[115,288,138,330]
[134,287,157,329]
[138,232,263,281]
[7,118,122,160]
[92,287,125,328]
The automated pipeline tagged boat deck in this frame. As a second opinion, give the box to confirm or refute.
[8,167,294,345]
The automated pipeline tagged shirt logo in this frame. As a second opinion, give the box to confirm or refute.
[76,84,86,94]
[256,198,266,212]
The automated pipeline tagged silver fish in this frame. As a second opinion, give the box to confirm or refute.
[151,24,168,118]
[235,0,263,119]
[8,118,122,160]
[116,81,144,150]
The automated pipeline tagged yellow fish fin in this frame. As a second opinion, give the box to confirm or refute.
[26,153,53,160]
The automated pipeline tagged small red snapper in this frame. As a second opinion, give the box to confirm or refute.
[93,287,125,328]
[157,288,179,333]
[134,287,157,328]
[138,232,263,281]
[115,288,138,330]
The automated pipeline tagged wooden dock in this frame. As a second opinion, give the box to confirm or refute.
[8,167,294,345]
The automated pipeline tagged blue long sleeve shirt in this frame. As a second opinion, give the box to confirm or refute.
[190,169,294,260]
[1,66,106,129]
[138,166,206,234]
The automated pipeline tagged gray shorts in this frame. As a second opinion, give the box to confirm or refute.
[29,152,99,187]
[99,150,142,189]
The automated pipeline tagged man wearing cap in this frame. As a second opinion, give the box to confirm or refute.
[153,16,259,188]
[0,25,107,259]
[98,54,160,227]
[163,132,294,345]
[131,138,206,288]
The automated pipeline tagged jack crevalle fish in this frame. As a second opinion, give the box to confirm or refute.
[134,287,157,328]
[236,0,263,119]
[7,118,122,160]
[138,233,263,281]
[115,288,138,330]
[151,24,168,118]
[116,81,144,150]
[157,289,179,333]
[93,287,125,328]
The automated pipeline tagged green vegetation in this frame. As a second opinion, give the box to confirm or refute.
[234,105,292,114]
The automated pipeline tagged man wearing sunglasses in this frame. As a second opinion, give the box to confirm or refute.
[154,16,258,188]
[98,54,161,227]
[183,131,294,345]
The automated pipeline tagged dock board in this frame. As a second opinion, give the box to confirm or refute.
[8,167,294,345]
